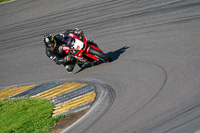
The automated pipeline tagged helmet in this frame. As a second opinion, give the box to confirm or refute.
[43,34,56,50]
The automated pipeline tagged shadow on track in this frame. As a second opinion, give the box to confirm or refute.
[75,46,129,74]
[107,46,129,61]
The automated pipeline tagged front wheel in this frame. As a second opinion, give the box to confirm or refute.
[88,48,112,62]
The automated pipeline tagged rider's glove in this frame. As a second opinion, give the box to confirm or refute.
[74,28,83,36]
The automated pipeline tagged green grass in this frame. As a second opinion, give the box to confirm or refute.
[0,98,65,133]
[0,0,11,3]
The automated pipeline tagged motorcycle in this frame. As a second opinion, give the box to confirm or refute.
[62,33,112,66]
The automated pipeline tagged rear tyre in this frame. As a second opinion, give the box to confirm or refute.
[88,48,112,62]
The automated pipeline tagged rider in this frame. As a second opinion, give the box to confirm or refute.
[43,28,95,73]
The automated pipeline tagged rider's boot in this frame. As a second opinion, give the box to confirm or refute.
[65,64,75,73]
[64,60,76,73]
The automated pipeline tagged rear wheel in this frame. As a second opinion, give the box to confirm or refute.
[88,48,112,62]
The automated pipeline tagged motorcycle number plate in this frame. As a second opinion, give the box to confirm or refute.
[71,39,84,50]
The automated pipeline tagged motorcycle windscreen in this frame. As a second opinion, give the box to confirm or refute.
[71,39,84,50]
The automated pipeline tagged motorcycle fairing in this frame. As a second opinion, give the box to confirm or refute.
[64,33,102,61]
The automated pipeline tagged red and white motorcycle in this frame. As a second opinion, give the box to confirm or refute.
[62,33,112,65]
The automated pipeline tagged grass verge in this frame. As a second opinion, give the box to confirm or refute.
[0,98,67,133]
[0,0,10,3]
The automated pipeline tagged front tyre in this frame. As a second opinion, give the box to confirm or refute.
[88,48,112,62]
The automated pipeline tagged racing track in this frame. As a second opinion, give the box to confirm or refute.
[0,0,200,133]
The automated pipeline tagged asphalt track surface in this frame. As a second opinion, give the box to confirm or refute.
[0,0,200,133]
